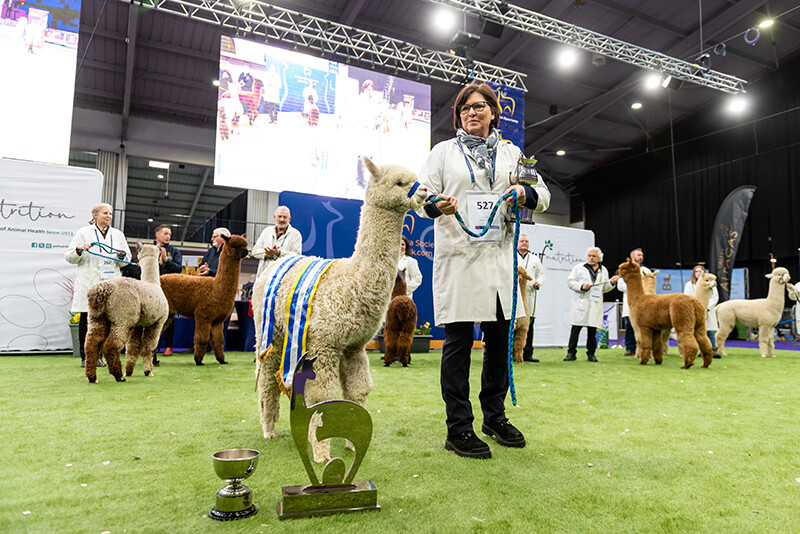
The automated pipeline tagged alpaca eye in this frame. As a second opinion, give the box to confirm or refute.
[396,181,403,187]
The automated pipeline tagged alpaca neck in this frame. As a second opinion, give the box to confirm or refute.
[140,257,160,284]
[350,205,404,305]
[624,272,644,305]
[767,280,786,309]
[213,249,239,292]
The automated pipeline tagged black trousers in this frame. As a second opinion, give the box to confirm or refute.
[441,297,510,435]
[567,324,597,356]
[78,312,88,359]
[523,316,536,359]
[624,317,636,352]
[163,321,175,348]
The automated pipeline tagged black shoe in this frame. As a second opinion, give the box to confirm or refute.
[482,419,526,448]
[80,359,85,368]
[587,354,598,362]
[445,430,492,459]
[624,350,635,356]
[97,358,106,368]
[563,354,577,361]
[153,357,160,367]
[713,353,722,359]
[523,356,539,362]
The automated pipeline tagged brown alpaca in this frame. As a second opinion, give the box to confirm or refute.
[619,259,713,369]
[641,269,671,357]
[159,235,249,365]
[384,272,416,367]
[513,266,533,364]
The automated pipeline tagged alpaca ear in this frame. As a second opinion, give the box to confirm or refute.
[136,240,143,249]
[765,273,773,279]
[222,235,231,242]
[362,156,380,179]
[652,270,660,275]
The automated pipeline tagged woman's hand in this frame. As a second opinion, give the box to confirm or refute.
[435,195,458,215]
[503,185,526,206]
[79,243,92,251]
[116,250,126,260]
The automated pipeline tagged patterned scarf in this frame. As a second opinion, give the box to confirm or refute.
[457,127,500,186]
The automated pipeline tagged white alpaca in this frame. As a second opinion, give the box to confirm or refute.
[715,267,790,358]
[84,244,169,383]
[254,158,427,462]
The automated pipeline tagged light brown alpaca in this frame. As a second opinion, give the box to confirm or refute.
[84,244,168,383]
[384,272,416,367]
[512,266,533,364]
[619,260,713,369]
[159,235,249,365]
[641,270,672,357]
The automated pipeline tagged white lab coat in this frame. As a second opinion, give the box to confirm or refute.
[252,224,303,279]
[418,138,551,325]
[397,254,422,298]
[517,251,545,318]
[65,225,131,313]
[684,280,720,330]
[567,263,615,328]
[617,264,652,317]
[788,286,800,331]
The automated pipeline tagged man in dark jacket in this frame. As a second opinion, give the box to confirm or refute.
[154,225,182,362]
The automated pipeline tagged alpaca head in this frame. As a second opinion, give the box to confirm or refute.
[766,267,790,286]
[137,244,159,260]
[618,258,641,281]
[361,157,428,213]
[643,270,658,294]
[221,234,250,260]
[701,272,717,289]
[517,265,533,284]
[392,270,408,298]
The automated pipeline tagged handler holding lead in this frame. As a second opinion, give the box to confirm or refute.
[418,83,550,459]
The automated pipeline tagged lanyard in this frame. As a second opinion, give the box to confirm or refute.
[94,226,112,249]
[456,138,497,186]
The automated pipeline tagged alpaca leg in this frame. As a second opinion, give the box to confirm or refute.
[124,327,144,377]
[638,327,654,365]
[338,347,374,456]
[661,330,671,357]
[715,320,733,357]
[209,320,228,364]
[512,322,527,363]
[102,326,130,381]
[676,328,699,369]
[384,331,396,367]
[257,344,282,439]
[193,321,211,365]
[84,318,109,383]
[397,331,414,367]
[652,330,664,364]
[758,324,773,357]
[140,323,163,376]
[696,324,714,368]
[303,347,346,463]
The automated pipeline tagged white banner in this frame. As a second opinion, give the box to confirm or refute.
[523,223,595,347]
[0,159,102,351]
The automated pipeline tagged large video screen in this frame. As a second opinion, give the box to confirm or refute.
[214,37,431,200]
[0,0,80,165]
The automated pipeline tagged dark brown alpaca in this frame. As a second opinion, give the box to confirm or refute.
[618,259,713,369]
[159,235,249,365]
[384,272,416,367]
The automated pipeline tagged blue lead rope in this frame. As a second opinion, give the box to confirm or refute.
[430,192,521,406]
[86,241,138,266]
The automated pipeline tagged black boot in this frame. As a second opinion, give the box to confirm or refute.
[563,352,577,361]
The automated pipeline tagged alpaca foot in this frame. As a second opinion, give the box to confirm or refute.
[144,370,153,376]
[87,376,97,383]
[383,362,391,367]
[195,360,204,366]
[125,371,133,377]
[761,354,767,358]
[402,362,408,367]
[263,431,276,439]
[115,376,126,382]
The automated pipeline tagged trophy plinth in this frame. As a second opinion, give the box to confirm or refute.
[209,449,259,521]
[278,480,380,519]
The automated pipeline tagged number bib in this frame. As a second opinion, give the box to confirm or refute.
[99,258,116,280]
[589,284,603,302]
[465,191,502,243]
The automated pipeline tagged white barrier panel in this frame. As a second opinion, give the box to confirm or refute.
[524,224,595,347]
[0,159,102,351]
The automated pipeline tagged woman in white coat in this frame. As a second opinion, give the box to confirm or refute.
[65,203,131,368]
[565,247,619,362]
[397,236,422,298]
[683,264,719,351]
[418,83,550,459]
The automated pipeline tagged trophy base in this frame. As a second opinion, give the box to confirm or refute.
[209,504,258,521]
[278,480,380,519]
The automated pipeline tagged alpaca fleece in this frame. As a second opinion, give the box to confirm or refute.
[715,267,790,358]
[254,158,428,463]
[512,266,533,364]
[384,272,416,367]
[84,244,168,383]
[159,235,249,365]
[619,259,713,369]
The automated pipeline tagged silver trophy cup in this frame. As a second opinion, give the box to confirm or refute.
[209,449,259,520]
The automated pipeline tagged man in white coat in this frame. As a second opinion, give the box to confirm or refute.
[517,234,545,362]
[565,247,619,362]
[616,248,652,355]
[252,206,303,279]
[787,282,800,343]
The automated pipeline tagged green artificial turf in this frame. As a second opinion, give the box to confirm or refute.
[1,347,800,533]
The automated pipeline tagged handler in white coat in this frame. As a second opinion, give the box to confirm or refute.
[517,234,545,362]
[65,203,131,368]
[418,83,550,460]
[787,282,800,342]
[683,264,719,351]
[252,206,303,279]
[398,236,422,298]
[565,246,619,362]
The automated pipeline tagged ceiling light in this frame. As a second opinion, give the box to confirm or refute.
[758,19,774,28]
[631,102,642,110]
[434,8,457,33]
[728,95,747,113]
[644,73,662,89]
[157,174,165,179]
[661,75,683,90]
[147,217,154,222]
[556,149,566,156]
[149,160,170,169]
[558,48,577,68]
[212,80,220,87]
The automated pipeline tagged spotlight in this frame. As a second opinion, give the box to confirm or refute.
[449,30,480,48]
[212,80,220,87]
[644,73,662,89]
[661,75,683,90]
[631,102,642,110]
[556,149,566,156]
[147,217,154,223]
[591,53,606,67]
[434,8,457,33]
[558,48,577,67]
[480,1,509,39]
[758,19,774,28]
[727,95,747,113]
[157,174,164,179]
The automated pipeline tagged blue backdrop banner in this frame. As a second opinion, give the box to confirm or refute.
[487,82,525,152]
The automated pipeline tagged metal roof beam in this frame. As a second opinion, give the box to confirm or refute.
[126,0,527,91]
[428,0,747,94]
[121,3,139,144]
[181,168,211,241]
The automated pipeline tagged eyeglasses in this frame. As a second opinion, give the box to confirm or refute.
[458,101,489,115]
